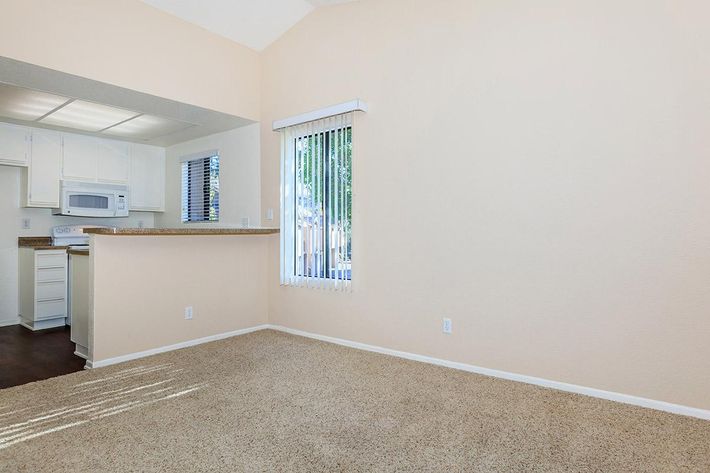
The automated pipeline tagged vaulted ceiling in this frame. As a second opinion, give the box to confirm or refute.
[141,0,357,51]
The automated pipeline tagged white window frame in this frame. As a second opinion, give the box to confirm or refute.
[280,113,354,290]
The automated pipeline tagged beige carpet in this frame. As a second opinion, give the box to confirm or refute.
[0,330,708,472]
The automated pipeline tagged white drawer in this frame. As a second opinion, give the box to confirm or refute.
[36,281,66,301]
[36,267,66,282]
[36,252,67,269]
[36,298,66,320]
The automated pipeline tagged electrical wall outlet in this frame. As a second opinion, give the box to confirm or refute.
[442,317,452,334]
[266,208,274,221]
[21,218,31,230]
[241,217,250,228]
[137,220,145,229]
[184,306,193,320]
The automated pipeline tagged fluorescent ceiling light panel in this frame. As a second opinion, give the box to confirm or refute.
[40,100,139,132]
[0,83,71,121]
[103,114,194,139]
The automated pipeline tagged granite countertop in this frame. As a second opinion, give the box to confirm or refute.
[83,228,280,236]
[17,237,69,250]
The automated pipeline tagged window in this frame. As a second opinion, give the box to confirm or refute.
[69,194,109,209]
[280,112,353,289]
[181,153,219,223]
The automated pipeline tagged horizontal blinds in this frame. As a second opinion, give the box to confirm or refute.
[181,155,220,222]
[281,112,353,290]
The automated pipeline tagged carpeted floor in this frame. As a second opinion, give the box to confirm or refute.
[0,330,708,472]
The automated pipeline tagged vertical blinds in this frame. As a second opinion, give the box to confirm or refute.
[280,112,353,290]
[181,155,220,222]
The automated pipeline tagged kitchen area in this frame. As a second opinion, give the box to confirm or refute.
[0,56,266,388]
[0,101,168,385]
[19,225,113,350]
[1,113,167,386]
[6,225,103,388]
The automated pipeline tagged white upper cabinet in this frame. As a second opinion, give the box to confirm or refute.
[0,122,30,167]
[97,139,130,184]
[62,134,98,181]
[25,129,62,207]
[129,143,165,211]
[63,135,133,185]
[12,123,165,210]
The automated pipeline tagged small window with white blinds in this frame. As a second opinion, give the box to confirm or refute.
[181,153,220,223]
[280,112,353,290]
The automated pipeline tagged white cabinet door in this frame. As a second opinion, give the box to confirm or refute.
[62,134,98,181]
[129,143,165,211]
[97,139,129,183]
[27,130,62,207]
[0,122,30,167]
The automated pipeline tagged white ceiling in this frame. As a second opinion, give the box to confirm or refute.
[141,0,356,51]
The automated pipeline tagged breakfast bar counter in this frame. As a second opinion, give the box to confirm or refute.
[81,226,278,368]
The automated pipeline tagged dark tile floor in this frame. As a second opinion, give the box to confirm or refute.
[0,324,86,389]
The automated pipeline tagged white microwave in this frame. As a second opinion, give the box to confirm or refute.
[53,181,129,217]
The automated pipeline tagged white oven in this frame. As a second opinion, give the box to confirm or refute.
[53,180,129,217]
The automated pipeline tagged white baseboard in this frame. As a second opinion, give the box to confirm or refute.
[82,321,709,421]
[0,317,19,327]
[19,321,33,330]
[87,324,271,369]
[74,344,89,360]
[267,325,710,421]
[19,318,66,331]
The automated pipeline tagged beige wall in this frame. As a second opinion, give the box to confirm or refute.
[90,234,272,362]
[0,165,155,326]
[0,0,260,120]
[3,0,707,412]
[261,0,710,410]
[156,124,262,229]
